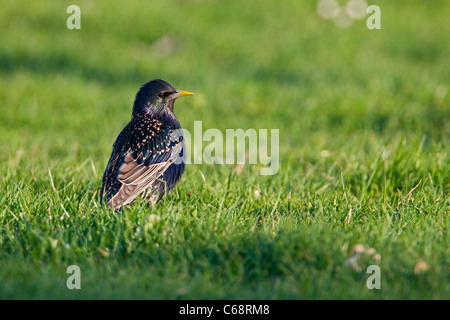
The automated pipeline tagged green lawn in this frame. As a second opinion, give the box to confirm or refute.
[0,0,449,299]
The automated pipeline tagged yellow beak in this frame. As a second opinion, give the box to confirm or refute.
[173,90,194,99]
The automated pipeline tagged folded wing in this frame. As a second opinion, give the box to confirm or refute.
[100,118,184,210]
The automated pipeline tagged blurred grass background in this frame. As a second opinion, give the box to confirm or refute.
[0,0,449,299]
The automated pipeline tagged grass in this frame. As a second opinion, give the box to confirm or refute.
[0,0,449,299]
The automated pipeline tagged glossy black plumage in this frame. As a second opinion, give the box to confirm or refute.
[100,79,192,210]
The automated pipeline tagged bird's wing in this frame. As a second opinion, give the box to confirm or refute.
[99,151,119,202]
[109,139,182,209]
[102,121,184,210]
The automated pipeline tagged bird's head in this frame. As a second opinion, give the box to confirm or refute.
[132,79,194,116]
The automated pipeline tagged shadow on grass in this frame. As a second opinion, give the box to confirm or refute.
[0,51,147,86]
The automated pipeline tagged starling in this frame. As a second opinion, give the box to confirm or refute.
[100,79,193,210]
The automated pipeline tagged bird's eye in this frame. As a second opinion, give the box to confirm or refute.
[158,92,171,98]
